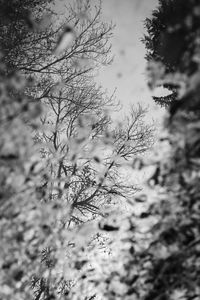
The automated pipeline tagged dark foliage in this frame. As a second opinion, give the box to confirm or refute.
[143,0,200,108]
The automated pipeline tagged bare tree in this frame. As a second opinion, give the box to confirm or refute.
[6,0,152,222]
[37,87,154,223]
[0,0,154,222]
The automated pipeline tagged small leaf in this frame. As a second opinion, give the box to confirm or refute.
[99,224,119,232]
[54,26,75,55]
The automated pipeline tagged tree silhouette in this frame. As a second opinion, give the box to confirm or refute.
[4,0,153,222]
[143,0,200,108]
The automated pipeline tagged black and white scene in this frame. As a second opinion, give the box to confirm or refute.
[1,0,200,299]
